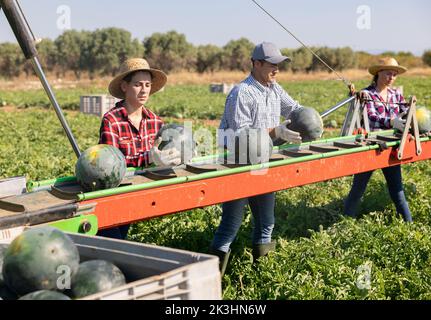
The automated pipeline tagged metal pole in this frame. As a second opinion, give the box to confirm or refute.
[320,95,356,118]
[341,98,359,136]
[31,57,81,157]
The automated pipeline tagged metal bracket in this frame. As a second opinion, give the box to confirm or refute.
[398,96,422,160]
[364,137,389,152]
[47,214,98,235]
[341,92,371,136]
[375,141,389,152]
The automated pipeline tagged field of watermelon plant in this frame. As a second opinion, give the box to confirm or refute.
[1,77,431,300]
[1,76,430,126]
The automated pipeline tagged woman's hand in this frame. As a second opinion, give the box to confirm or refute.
[390,112,407,132]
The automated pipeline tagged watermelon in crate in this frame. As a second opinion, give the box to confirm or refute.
[2,226,80,295]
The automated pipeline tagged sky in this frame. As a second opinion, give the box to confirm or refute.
[0,0,430,56]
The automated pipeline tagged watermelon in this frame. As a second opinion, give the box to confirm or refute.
[0,282,18,300]
[75,144,127,192]
[1,245,18,301]
[325,119,338,129]
[2,226,80,295]
[156,124,196,164]
[19,290,71,300]
[71,260,126,298]
[227,127,273,165]
[287,107,324,142]
[416,106,431,133]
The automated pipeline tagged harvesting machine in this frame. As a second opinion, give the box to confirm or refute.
[1,0,430,239]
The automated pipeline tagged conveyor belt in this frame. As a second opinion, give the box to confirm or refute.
[1,131,429,230]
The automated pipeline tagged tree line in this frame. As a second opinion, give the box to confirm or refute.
[0,28,430,79]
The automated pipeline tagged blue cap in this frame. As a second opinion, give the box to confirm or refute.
[252,42,291,64]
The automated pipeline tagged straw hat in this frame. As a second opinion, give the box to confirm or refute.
[108,58,167,99]
[368,57,407,76]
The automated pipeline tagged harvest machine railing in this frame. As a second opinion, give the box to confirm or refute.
[1,128,430,235]
[1,0,430,236]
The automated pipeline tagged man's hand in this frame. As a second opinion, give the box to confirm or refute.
[391,112,407,132]
[274,120,302,144]
[149,138,181,167]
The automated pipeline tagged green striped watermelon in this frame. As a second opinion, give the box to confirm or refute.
[75,144,127,192]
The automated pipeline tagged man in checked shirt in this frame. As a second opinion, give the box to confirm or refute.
[98,58,181,239]
[210,42,306,275]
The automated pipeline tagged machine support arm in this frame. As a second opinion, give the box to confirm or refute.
[320,96,356,118]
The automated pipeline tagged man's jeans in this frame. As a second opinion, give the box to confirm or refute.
[97,224,131,240]
[344,165,412,222]
[211,192,275,253]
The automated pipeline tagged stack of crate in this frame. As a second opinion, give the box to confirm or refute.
[209,83,235,95]
[80,95,117,117]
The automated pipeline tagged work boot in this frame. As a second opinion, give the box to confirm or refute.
[252,241,276,262]
[209,247,231,277]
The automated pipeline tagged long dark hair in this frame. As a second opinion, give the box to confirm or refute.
[371,74,378,87]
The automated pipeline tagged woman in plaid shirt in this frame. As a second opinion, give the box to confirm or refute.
[344,57,412,222]
[97,58,181,239]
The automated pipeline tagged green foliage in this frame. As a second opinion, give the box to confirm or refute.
[147,85,226,120]
[36,39,58,72]
[54,30,92,79]
[196,45,223,73]
[0,43,25,78]
[127,162,431,300]
[0,86,106,110]
[0,108,99,181]
[222,38,255,72]
[143,30,196,73]
[1,78,431,300]
[224,216,431,300]
[0,28,426,79]
[423,50,431,67]
[1,77,430,130]
[88,28,144,77]
[359,51,425,70]
[54,28,144,79]
[284,47,313,73]
[309,47,357,71]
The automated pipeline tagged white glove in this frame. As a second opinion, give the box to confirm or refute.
[391,112,407,132]
[274,119,302,144]
[149,138,181,167]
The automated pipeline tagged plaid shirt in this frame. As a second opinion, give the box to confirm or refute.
[99,101,163,167]
[219,74,302,131]
[363,85,409,130]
